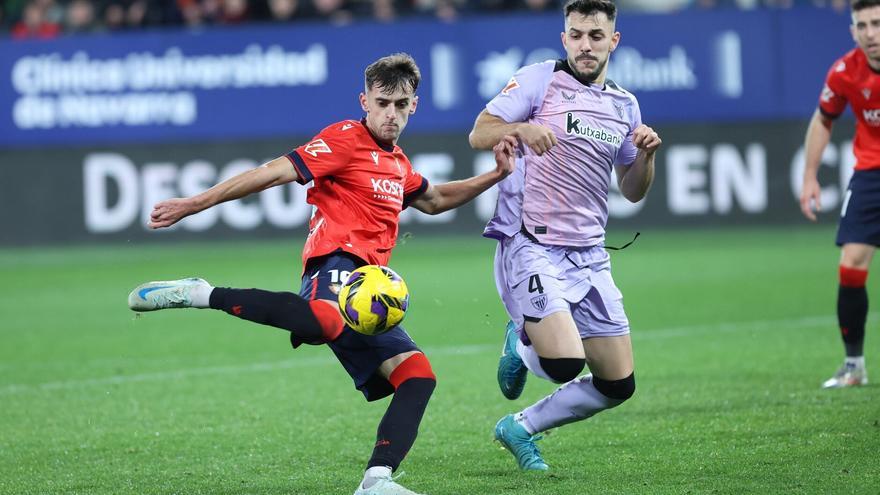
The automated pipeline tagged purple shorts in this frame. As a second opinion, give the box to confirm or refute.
[494,232,630,338]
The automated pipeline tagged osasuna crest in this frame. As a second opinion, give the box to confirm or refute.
[863,88,872,100]
[530,295,547,311]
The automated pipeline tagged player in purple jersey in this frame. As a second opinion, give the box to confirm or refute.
[469,0,661,471]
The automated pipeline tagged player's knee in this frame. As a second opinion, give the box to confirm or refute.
[307,300,344,341]
[389,353,437,390]
[592,373,635,401]
[539,357,586,383]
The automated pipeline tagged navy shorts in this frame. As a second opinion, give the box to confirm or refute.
[297,252,420,402]
[837,169,880,247]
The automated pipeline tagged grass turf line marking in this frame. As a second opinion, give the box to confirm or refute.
[0,314,848,395]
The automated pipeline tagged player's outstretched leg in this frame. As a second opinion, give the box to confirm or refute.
[498,320,528,400]
[493,414,548,471]
[128,280,342,344]
[128,278,212,311]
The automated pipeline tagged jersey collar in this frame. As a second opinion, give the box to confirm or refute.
[555,59,607,90]
[360,118,396,153]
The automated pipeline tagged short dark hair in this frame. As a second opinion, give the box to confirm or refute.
[563,0,616,21]
[364,53,421,95]
[852,0,880,11]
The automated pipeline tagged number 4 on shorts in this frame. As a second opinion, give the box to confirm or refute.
[528,274,544,294]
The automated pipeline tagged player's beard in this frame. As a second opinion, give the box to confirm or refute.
[864,45,880,67]
[569,54,607,85]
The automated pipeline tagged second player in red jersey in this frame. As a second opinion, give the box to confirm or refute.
[801,0,880,390]
[819,47,880,171]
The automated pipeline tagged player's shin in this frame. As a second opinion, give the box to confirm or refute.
[366,354,436,476]
[208,288,343,343]
[838,266,869,357]
[519,373,635,434]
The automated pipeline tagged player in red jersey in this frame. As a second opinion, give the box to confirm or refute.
[126,53,517,495]
[801,0,880,388]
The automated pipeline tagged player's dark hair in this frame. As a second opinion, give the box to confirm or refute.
[852,0,880,11]
[364,53,421,95]
[563,0,616,21]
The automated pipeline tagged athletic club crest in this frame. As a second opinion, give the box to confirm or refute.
[530,295,547,311]
[613,102,624,119]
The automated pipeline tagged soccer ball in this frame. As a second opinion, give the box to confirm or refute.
[338,265,410,336]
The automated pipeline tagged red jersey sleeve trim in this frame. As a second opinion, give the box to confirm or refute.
[818,106,843,121]
[285,150,314,185]
[403,177,429,209]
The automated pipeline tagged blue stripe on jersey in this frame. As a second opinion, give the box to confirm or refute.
[403,177,429,208]
[286,150,314,184]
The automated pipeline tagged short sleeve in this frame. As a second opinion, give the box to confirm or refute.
[285,122,357,185]
[819,60,848,119]
[485,61,554,123]
[615,97,643,166]
[402,159,430,208]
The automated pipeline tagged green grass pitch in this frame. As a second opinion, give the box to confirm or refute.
[1,227,878,494]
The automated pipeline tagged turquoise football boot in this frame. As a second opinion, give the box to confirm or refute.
[498,320,528,400]
[494,414,549,471]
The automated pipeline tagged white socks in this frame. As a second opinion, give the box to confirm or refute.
[189,284,214,308]
[520,374,622,434]
[516,339,553,382]
[514,411,535,435]
[845,356,866,368]
[361,465,392,489]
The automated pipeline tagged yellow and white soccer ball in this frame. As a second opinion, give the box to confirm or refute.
[338,265,410,336]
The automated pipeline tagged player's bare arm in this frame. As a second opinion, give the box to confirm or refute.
[800,109,835,221]
[469,109,558,155]
[410,135,517,215]
[149,156,299,229]
[615,124,660,202]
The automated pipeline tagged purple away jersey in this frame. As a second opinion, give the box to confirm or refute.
[483,59,642,247]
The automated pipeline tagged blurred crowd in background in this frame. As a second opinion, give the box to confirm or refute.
[3,0,851,40]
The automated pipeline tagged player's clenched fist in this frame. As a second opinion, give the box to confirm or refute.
[632,124,661,153]
[516,123,558,156]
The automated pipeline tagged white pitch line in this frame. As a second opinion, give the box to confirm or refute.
[0,313,849,395]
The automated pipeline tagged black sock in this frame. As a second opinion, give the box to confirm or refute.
[367,377,436,472]
[209,287,323,343]
[838,285,868,357]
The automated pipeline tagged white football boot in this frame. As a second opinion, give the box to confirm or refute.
[821,361,868,388]
[128,278,211,312]
[353,474,425,495]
